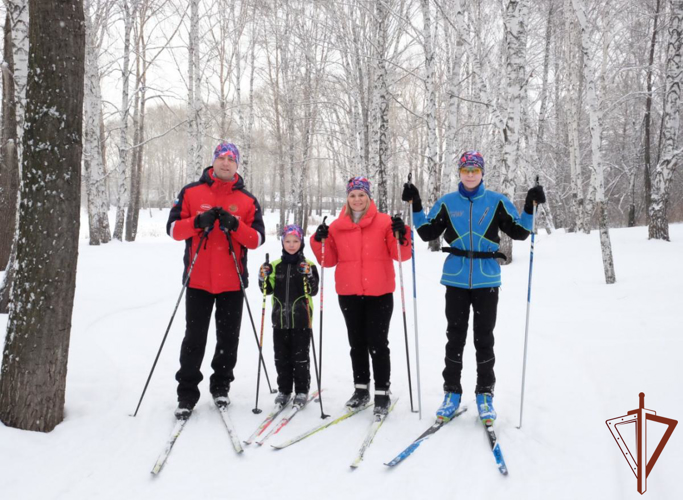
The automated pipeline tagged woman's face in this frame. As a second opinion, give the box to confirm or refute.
[347,190,369,211]
[283,234,302,254]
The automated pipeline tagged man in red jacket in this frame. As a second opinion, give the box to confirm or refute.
[166,142,265,419]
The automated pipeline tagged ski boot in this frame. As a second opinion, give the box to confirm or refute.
[345,384,371,409]
[476,393,496,426]
[435,392,461,422]
[373,390,391,416]
[274,392,291,407]
[292,393,308,409]
[174,400,195,420]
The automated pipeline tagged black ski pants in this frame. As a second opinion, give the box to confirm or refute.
[273,328,311,395]
[176,287,243,405]
[443,285,499,394]
[338,294,393,391]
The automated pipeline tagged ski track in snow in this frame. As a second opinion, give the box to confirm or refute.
[1,210,682,499]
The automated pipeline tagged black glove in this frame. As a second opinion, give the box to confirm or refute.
[524,185,547,214]
[194,209,218,230]
[401,183,423,213]
[391,215,407,245]
[314,222,329,242]
[259,263,273,280]
[297,260,312,276]
[217,208,239,232]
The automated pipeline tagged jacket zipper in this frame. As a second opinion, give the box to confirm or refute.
[468,199,474,289]
[284,264,291,328]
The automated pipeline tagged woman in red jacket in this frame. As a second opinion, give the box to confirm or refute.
[310,176,411,415]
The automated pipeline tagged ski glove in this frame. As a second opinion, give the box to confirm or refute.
[195,209,218,230]
[217,208,239,232]
[524,185,547,214]
[401,183,423,213]
[259,263,273,280]
[314,222,329,242]
[298,260,312,277]
[391,215,407,245]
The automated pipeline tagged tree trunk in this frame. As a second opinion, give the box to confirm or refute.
[649,0,683,241]
[113,0,136,241]
[644,0,662,227]
[0,12,19,268]
[422,0,440,251]
[373,0,389,213]
[572,0,615,284]
[0,0,85,432]
[83,0,111,246]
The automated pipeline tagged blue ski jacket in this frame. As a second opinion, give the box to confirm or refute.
[413,182,533,289]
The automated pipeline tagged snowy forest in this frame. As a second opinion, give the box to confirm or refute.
[3,0,683,259]
[1,0,683,434]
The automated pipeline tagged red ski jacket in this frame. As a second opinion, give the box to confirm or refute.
[309,200,411,297]
[167,167,265,293]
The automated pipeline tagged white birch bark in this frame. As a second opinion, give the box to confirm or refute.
[498,0,527,263]
[649,0,683,241]
[83,0,111,245]
[189,0,203,181]
[7,0,28,163]
[572,0,616,284]
[372,0,389,213]
[565,0,585,233]
[112,0,138,241]
[422,0,441,251]
[443,4,462,196]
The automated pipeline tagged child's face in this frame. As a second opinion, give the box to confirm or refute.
[283,234,302,254]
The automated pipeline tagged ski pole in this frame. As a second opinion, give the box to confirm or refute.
[317,216,327,387]
[517,176,539,429]
[252,253,270,414]
[224,230,276,395]
[303,271,330,419]
[407,172,423,419]
[132,229,210,417]
[395,212,416,413]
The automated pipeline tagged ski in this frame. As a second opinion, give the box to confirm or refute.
[384,406,468,467]
[255,390,320,446]
[271,402,373,450]
[350,397,399,469]
[484,423,508,475]
[244,403,289,446]
[216,403,244,454]
[151,417,190,475]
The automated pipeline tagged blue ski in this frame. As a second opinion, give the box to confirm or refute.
[484,424,508,475]
[384,406,468,467]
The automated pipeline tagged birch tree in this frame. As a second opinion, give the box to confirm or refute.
[649,0,683,240]
[83,0,112,246]
[0,0,85,432]
[112,0,138,240]
[572,0,616,283]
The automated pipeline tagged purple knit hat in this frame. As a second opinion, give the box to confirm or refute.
[458,150,485,175]
[281,224,304,242]
[346,176,371,197]
[213,142,240,164]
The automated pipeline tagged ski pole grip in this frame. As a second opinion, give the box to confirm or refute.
[266,253,269,264]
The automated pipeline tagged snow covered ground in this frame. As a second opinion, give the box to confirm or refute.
[1,209,682,500]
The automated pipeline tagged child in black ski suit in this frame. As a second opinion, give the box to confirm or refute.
[259,224,319,409]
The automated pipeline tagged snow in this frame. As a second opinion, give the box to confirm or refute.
[1,210,682,499]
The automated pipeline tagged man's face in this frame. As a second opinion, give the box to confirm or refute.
[213,155,238,181]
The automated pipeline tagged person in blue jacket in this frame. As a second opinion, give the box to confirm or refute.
[401,150,545,426]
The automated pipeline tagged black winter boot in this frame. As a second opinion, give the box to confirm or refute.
[345,384,371,409]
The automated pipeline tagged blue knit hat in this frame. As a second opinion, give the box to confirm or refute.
[346,176,371,197]
[281,224,304,242]
[458,150,485,175]
[213,142,240,164]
